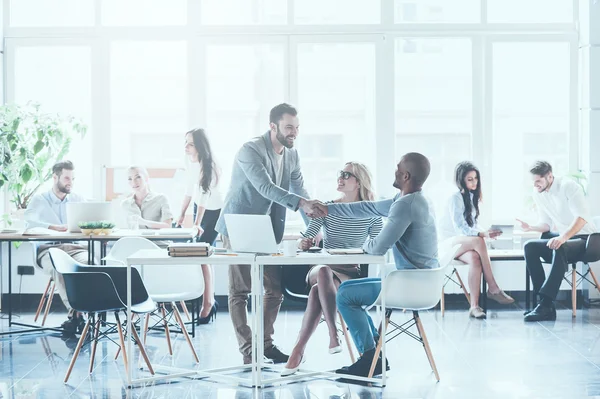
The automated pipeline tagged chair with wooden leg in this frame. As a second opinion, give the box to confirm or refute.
[367,244,461,380]
[560,222,600,318]
[104,237,204,361]
[59,270,157,383]
[440,263,470,316]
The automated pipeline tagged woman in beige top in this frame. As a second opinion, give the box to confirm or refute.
[121,166,173,229]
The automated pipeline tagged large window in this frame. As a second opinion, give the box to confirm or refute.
[4,0,579,228]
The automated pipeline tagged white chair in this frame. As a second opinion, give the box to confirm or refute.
[104,237,204,362]
[366,244,461,380]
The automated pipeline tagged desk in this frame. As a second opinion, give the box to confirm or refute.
[125,249,256,388]
[0,232,89,336]
[125,250,385,388]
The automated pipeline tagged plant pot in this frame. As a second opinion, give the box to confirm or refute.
[81,229,93,235]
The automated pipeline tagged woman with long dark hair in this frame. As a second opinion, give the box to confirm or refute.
[439,161,514,318]
[177,128,223,324]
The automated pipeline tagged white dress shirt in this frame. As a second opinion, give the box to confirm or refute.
[24,190,86,229]
[533,177,597,235]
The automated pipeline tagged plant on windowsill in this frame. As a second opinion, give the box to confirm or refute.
[0,102,87,218]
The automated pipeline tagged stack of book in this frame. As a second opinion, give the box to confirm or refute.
[167,242,213,257]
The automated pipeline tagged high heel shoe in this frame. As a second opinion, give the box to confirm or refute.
[197,301,218,325]
[329,339,342,355]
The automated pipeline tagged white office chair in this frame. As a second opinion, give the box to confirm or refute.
[104,237,204,362]
[366,244,461,380]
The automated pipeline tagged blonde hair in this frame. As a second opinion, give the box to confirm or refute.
[127,166,150,187]
[344,162,376,201]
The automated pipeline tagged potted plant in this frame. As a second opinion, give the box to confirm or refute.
[0,102,86,223]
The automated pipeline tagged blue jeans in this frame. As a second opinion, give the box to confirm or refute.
[336,277,382,354]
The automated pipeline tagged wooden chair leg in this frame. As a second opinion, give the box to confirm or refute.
[572,268,577,318]
[180,301,191,321]
[143,313,150,346]
[440,286,445,317]
[89,316,101,374]
[368,317,389,379]
[64,317,92,383]
[130,321,155,375]
[41,285,55,327]
[34,278,53,322]
[454,269,470,306]
[171,302,199,363]
[415,312,440,382]
[161,305,173,356]
[338,312,355,364]
[115,313,129,375]
[588,264,600,294]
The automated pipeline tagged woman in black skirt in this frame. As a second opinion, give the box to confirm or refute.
[177,128,223,324]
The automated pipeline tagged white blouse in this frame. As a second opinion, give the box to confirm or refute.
[185,161,224,210]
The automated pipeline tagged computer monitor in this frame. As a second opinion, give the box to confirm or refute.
[224,214,280,254]
[66,202,113,232]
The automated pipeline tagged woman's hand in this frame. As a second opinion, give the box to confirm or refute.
[298,238,313,251]
[176,215,185,227]
[488,229,502,239]
[193,225,204,237]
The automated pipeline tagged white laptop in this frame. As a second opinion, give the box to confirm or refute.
[66,202,113,233]
[224,214,280,254]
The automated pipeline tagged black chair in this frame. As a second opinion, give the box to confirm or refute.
[48,248,157,383]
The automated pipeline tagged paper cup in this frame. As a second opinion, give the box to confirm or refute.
[283,240,297,257]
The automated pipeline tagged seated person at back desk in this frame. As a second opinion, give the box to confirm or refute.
[311,152,439,378]
[518,161,598,322]
[282,162,383,376]
[121,166,173,229]
[24,160,90,334]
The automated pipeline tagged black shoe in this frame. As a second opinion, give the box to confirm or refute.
[335,348,390,377]
[61,314,84,335]
[197,301,218,325]
[524,303,556,322]
[264,345,289,364]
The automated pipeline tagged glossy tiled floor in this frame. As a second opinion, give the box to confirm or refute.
[2,302,600,398]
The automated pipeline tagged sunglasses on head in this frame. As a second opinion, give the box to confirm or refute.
[338,171,357,180]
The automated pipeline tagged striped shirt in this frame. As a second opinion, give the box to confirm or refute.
[303,201,383,249]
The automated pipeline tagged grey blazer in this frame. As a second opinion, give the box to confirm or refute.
[215,131,310,243]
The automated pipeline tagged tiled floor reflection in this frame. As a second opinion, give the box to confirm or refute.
[2,302,600,398]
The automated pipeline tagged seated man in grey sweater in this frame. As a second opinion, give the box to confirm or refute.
[311,152,438,377]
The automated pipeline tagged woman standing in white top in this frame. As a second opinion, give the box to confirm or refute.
[177,128,223,324]
[439,161,514,319]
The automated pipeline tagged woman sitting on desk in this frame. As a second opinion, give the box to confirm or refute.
[438,161,514,319]
[121,166,173,229]
[282,162,383,376]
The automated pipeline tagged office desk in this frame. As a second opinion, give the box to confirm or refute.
[0,232,89,336]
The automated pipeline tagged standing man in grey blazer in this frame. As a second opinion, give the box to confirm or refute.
[216,103,320,364]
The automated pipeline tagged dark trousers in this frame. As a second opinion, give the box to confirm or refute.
[524,232,588,301]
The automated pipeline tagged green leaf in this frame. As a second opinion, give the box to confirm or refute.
[33,140,44,154]
[20,165,33,183]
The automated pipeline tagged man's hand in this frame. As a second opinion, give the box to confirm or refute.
[547,235,567,250]
[516,218,532,232]
[299,199,327,218]
[49,224,68,232]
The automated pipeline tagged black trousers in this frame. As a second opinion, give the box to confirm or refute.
[524,232,588,301]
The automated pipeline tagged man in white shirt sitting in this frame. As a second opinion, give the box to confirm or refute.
[517,161,598,322]
[24,160,90,334]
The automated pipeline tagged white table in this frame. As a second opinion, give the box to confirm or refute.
[125,249,385,388]
[253,252,387,387]
[125,249,256,388]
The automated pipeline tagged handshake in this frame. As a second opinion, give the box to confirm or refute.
[298,199,328,218]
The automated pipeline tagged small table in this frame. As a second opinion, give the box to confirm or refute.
[125,249,256,388]
[0,232,90,336]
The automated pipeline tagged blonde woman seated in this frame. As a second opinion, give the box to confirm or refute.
[439,161,514,319]
[282,162,383,376]
[121,166,173,229]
